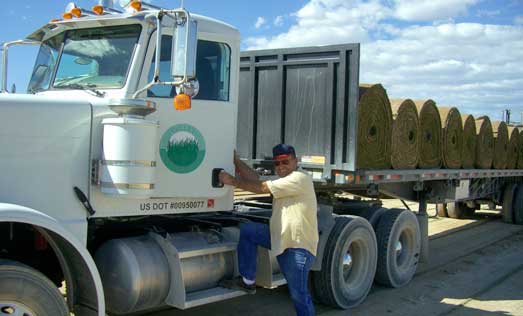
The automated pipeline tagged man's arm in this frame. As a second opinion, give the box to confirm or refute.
[219,170,270,194]
[234,152,259,181]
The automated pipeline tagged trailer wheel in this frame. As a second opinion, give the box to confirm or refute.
[436,204,448,217]
[446,202,466,219]
[375,209,421,288]
[0,262,68,316]
[502,184,517,223]
[513,184,523,225]
[311,216,377,309]
[358,207,387,230]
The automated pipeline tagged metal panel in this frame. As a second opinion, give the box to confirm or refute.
[284,64,332,159]
[237,61,254,158]
[256,66,282,159]
[238,44,361,171]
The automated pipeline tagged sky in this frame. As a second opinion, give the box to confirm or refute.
[2,0,522,122]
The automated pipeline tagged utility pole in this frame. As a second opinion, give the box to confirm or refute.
[504,109,511,124]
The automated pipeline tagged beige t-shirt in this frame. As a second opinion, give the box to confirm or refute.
[266,170,319,256]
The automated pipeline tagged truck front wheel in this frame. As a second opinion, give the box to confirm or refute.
[0,262,68,316]
[311,216,377,309]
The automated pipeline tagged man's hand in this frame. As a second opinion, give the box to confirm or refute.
[219,170,237,186]
[219,170,270,194]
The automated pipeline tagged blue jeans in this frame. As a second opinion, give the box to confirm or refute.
[237,222,316,316]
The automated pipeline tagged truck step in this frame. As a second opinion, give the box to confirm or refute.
[184,286,246,309]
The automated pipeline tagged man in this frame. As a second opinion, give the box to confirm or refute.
[219,144,318,316]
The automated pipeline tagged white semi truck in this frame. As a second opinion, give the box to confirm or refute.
[1,1,522,316]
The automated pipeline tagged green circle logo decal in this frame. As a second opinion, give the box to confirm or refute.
[160,124,206,174]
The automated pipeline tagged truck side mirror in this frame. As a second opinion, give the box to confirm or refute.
[171,14,197,81]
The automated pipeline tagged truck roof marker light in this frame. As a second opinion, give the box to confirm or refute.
[130,0,142,11]
[71,7,82,18]
[50,18,61,23]
[64,2,78,19]
[174,93,191,111]
[93,5,104,15]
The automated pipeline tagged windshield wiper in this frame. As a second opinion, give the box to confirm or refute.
[55,83,105,97]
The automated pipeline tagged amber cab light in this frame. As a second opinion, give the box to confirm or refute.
[92,5,104,15]
[130,0,142,11]
[174,94,191,111]
[71,7,82,17]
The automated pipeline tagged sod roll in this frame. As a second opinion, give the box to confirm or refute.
[492,121,508,169]
[506,127,519,169]
[475,116,494,169]
[415,100,441,168]
[439,107,463,169]
[461,114,477,169]
[389,99,419,169]
[356,84,392,169]
[518,128,523,169]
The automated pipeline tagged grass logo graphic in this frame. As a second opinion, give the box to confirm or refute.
[160,124,206,174]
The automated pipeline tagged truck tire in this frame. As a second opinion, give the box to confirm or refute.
[375,209,421,288]
[502,183,517,223]
[0,262,69,316]
[357,207,387,230]
[311,216,377,309]
[436,204,447,217]
[513,184,523,225]
[446,202,465,219]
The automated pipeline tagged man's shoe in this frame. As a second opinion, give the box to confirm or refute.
[219,276,256,294]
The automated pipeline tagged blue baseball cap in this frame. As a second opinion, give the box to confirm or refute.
[272,144,296,159]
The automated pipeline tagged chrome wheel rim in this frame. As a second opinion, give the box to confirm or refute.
[0,302,36,316]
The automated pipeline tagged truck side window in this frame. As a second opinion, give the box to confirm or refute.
[148,36,231,101]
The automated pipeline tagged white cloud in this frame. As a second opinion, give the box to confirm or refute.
[243,0,523,119]
[393,0,479,21]
[255,17,266,29]
[476,9,501,18]
[274,15,284,27]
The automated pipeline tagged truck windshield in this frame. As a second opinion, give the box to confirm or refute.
[28,24,141,93]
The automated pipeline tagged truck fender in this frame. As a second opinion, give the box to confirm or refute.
[311,204,336,271]
[0,203,105,316]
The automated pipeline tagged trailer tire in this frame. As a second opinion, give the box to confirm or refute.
[446,202,466,219]
[502,184,517,224]
[375,209,421,288]
[0,262,69,316]
[358,207,387,230]
[513,184,523,225]
[311,216,377,309]
[437,204,448,217]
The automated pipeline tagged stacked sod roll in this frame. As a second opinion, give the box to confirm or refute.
[474,116,495,169]
[492,121,509,169]
[354,83,520,170]
[356,84,393,169]
[415,100,441,168]
[518,128,523,169]
[390,99,419,169]
[461,114,477,169]
[506,127,519,169]
[439,107,463,169]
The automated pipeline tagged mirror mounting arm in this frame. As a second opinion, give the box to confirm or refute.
[1,40,40,94]
[133,8,196,99]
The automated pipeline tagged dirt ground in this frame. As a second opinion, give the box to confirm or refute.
[148,204,523,316]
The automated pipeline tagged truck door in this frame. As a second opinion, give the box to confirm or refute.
[141,35,236,198]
